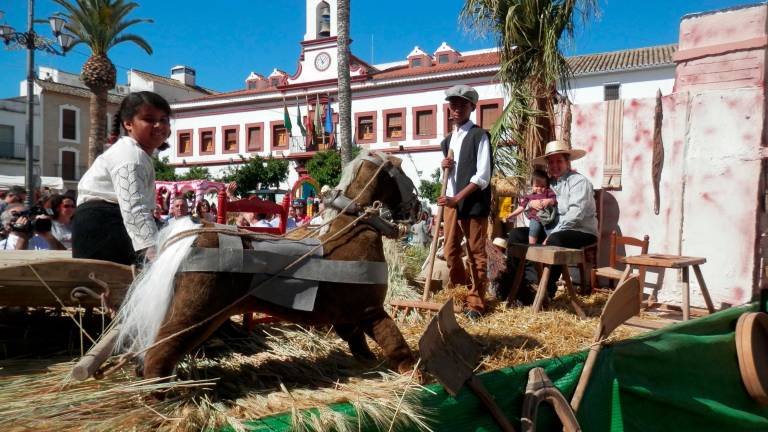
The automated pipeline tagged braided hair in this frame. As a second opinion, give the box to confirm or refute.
[110,91,172,150]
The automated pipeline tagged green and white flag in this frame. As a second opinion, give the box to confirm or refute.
[283,97,293,135]
[296,98,307,136]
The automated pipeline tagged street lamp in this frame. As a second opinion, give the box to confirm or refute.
[0,1,74,208]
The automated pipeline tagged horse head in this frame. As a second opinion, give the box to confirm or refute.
[330,151,419,225]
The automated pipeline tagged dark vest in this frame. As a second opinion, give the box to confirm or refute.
[440,125,492,218]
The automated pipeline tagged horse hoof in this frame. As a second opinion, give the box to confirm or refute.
[353,351,378,366]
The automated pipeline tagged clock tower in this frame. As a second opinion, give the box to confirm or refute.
[286,0,371,86]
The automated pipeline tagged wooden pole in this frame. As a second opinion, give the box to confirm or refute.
[71,325,119,381]
[422,149,453,301]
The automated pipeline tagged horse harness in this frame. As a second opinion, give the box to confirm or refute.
[323,152,419,237]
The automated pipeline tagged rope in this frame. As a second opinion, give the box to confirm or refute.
[111,202,385,371]
[26,265,97,345]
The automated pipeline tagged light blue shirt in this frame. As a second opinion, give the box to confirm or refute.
[550,171,598,236]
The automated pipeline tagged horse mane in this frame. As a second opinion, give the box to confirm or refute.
[115,217,202,357]
[321,150,387,231]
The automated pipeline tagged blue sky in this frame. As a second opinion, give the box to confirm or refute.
[0,0,756,97]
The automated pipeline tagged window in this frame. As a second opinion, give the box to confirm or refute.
[247,81,257,90]
[604,83,620,101]
[412,105,437,139]
[177,130,192,156]
[270,77,281,87]
[199,128,215,155]
[411,58,422,67]
[271,122,288,148]
[61,150,76,181]
[355,112,376,144]
[0,125,13,158]
[443,103,451,135]
[478,100,502,130]
[222,126,239,154]
[60,106,78,141]
[438,54,449,64]
[383,108,406,142]
[246,123,263,151]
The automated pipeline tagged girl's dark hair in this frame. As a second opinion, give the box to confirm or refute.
[110,91,172,149]
[531,169,549,186]
[44,194,73,220]
[196,199,210,215]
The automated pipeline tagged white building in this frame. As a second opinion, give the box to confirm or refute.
[0,96,41,177]
[165,0,676,189]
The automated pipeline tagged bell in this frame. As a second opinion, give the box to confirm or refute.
[320,4,330,18]
[319,19,331,37]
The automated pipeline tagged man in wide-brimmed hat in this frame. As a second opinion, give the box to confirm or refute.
[504,140,598,301]
[437,84,492,320]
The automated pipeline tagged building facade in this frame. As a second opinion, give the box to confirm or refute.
[0,96,41,177]
[165,0,676,190]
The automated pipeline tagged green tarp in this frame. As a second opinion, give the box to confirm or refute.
[230,304,768,431]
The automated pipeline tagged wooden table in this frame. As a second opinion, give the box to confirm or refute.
[507,244,586,318]
[617,253,715,320]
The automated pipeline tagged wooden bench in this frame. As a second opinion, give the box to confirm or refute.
[506,244,586,318]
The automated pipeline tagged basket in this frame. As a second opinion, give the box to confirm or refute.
[491,176,521,197]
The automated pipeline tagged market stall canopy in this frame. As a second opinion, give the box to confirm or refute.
[0,175,64,191]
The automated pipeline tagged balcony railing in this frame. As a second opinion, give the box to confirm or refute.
[288,134,338,154]
[0,141,40,160]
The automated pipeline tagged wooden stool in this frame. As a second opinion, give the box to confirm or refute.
[507,244,586,318]
[618,254,716,320]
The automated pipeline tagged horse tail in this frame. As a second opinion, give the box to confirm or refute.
[115,217,201,357]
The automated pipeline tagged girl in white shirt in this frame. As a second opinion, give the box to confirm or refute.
[72,92,171,265]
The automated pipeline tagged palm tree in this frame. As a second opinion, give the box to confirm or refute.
[337,0,353,166]
[52,0,153,166]
[461,0,599,161]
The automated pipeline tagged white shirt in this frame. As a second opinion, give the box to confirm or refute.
[52,220,72,250]
[77,136,158,251]
[251,219,272,228]
[0,233,51,250]
[445,120,491,196]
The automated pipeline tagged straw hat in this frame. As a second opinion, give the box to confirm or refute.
[492,237,508,249]
[532,140,587,166]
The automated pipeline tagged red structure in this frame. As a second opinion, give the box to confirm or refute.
[216,189,290,234]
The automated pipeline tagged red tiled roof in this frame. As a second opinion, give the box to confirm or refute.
[176,44,677,105]
[373,51,500,80]
[567,44,677,75]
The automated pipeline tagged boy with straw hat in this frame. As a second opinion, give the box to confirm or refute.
[503,140,598,301]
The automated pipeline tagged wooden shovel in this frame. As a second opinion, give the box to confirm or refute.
[72,325,120,381]
[570,276,640,411]
[419,300,516,432]
[422,150,453,301]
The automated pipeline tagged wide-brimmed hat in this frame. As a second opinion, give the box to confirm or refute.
[532,140,587,166]
[492,237,508,249]
[445,84,479,106]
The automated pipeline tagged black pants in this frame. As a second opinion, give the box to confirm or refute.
[72,200,137,265]
[506,227,597,298]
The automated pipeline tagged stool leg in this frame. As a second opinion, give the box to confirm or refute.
[561,267,586,319]
[532,266,551,313]
[507,258,527,307]
[692,265,715,314]
[682,267,690,321]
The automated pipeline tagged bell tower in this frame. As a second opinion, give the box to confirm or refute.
[305,0,337,41]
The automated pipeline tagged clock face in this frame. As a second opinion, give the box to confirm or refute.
[314,52,331,71]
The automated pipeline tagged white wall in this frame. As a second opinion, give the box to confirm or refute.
[566,66,676,103]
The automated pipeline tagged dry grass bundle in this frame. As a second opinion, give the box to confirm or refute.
[0,239,645,431]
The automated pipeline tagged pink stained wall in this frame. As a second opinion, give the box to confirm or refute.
[566,3,767,308]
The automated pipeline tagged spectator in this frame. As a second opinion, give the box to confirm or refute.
[410,211,431,248]
[196,199,215,222]
[267,212,281,228]
[46,194,76,250]
[0,204,60,250]
[0,186,26,214]
[251,213,272,228]
[286,206,298,230]
[169,197,189,220]
[309,201,326,225]
[152,206,166,229]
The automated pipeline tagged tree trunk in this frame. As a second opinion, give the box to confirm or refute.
[337,0,353,166]
[87,90,108,167]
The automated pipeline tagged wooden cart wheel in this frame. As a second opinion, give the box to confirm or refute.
[735,312,768,405]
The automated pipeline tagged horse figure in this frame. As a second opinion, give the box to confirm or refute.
[116,151,420,379]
